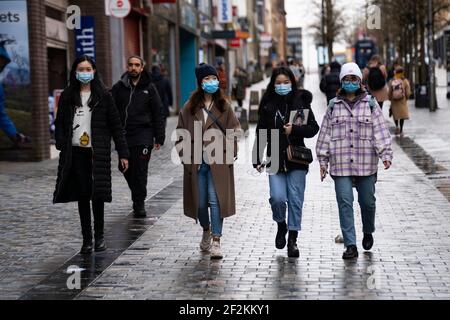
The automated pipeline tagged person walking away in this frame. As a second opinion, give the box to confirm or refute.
[253,66,319,258]
[297,61,306,89]
[320,61,342,103]
[111,56,166,217]
[389,66,411,135]
[53,55,129,254]
[216,58,228,94]
[232,67,247,108]
[363,55,389,110]
[175,63,241,260]
[151,64,173,130]
[316,62,393,259]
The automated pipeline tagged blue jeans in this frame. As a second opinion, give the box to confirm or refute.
[197,162,223,237]
[268,170,307,231]
[332,175,377,247]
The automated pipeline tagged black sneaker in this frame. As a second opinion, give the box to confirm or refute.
[362,233,374,251]
[342,245,358,259]
[275,221,288,249]
[133,201,147,217]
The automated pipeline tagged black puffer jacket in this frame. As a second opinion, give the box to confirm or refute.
[53,90,129,204]
[253,89,320,174]
[320,61,342,103]
[111,70,165,147]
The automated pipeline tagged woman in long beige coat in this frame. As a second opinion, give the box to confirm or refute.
[175,63,240,259]
[388,66,411,135]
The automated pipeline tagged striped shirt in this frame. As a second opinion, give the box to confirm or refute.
[316,95,393,177]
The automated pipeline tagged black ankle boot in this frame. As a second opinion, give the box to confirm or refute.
[133,201,147,217]
[80,240,93,254]
[94,237,107,252]
[287,230,299,258]
[275,221,288,249]
[342,245,359,259]
[362,233,374,250]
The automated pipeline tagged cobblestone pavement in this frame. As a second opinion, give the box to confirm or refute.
[0,119,181,299]
[2,73,450,300]
[383,67,450,201]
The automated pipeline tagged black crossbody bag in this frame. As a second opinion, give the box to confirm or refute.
[277,108,313,165]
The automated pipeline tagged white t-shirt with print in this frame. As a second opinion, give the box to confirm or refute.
[72,91,92,148]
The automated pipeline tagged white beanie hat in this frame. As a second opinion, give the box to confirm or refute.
[339,62,363,82]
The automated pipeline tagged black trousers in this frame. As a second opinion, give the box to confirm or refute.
[123,145,151,203]
[71,147,105,243]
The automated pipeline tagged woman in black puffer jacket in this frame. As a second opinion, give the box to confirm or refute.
[53,55,129,254]
[253,66,319,258]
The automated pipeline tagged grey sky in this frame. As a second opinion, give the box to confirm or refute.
[285,0,367,71]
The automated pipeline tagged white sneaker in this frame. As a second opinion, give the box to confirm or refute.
[210,240,223,259]
[200,230,212,252]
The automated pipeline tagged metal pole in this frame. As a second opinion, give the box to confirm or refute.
[321,0,326,66]
[428,0,437,111]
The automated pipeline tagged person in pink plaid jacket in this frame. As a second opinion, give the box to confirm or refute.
[316,62,393,259]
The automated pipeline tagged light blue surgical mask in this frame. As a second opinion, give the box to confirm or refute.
[76,72,94,84]
[202,80,220,94]
[275,83,292,96]
[342,80,360,93]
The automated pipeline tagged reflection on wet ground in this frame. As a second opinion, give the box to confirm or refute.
[393,133,450,202]
[19,179,183,300]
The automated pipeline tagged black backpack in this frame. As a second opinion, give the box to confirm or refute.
[368,67,386,91]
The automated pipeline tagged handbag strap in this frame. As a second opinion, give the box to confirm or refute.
[204,107,227,136]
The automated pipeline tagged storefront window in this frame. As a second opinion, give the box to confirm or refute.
[151,15,172,80]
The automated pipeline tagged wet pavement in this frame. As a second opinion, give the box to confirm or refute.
[1,72,450,300]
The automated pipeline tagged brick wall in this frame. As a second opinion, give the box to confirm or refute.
[28,0,50,161]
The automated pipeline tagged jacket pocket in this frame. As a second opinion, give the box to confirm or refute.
[330,117,346,141]
[358,116,373,140]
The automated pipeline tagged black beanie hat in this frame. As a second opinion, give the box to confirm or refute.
[195,63,218,87]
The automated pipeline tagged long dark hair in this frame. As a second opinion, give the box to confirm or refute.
[186,86,227,115]
[64,55,106,108]
[261,66,299,109]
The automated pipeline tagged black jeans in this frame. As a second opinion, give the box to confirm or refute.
[71,147,105,243]
[123,145,152,203]
[78,199,104,243]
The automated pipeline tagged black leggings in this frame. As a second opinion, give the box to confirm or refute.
[395,119,405,132]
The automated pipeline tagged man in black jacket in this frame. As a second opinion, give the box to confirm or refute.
[111,56,165,217]
[319,61,341,103]
[151,64,173,129]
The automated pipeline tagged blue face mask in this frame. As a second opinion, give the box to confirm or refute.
[202,80,220,94]
[76,72,95,84]
[342,80,360,93]
[275,83,292,96]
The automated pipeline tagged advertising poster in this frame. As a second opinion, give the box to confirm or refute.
[0,0,31,149]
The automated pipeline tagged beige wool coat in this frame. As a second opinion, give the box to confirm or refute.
[175,102,240,221]
[389,78,411,121]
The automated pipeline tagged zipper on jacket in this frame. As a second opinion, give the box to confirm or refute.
[124,83,135,134]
